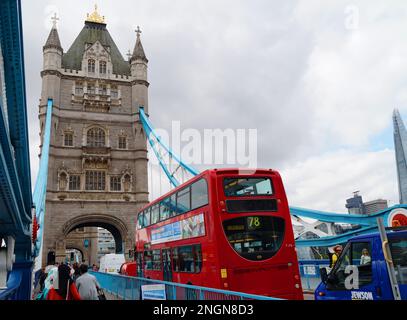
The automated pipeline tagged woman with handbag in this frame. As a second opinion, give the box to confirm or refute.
[46,264,81,300]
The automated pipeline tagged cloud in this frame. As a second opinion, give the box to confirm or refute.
[20,1,402,208]
[280,149,398,212]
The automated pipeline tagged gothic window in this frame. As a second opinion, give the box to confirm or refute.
[123,174,131,192]
[118,136,127,149]
[85,171,106,191]
[100,85,107,95]
[99,61,107,74]
[87,127,106,147]
[59,172,68,191]
[88,59,95,73]
[111,86,118,99]
[87,84,95,95]
[110,176,121,191]
[75,82,83,95]
[69,175,81,190]
[64,132,73,146]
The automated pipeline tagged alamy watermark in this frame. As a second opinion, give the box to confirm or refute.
[149,121,258,169]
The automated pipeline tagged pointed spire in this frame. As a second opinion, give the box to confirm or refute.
[130,26,148,63]
[43,13,62,51]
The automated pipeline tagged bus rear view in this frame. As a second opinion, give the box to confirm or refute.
[213,169,303,299]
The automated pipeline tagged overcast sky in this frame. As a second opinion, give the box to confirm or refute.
[21,0,407,211]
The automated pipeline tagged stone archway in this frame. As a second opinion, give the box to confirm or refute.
[62,214,128,254]
[65,245,86,263]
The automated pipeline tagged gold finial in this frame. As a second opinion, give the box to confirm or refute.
[86,4,105,24]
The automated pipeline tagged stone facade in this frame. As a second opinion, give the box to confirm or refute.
[39,17,149,266]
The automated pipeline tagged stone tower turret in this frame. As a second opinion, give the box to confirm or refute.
[130,26,149,114]
[41,14,63,107]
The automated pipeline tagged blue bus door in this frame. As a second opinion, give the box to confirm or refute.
[323,240,381,300]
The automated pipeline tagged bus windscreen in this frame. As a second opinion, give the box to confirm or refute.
[222,216,285,261]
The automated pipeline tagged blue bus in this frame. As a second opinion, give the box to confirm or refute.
[315,229,407,300]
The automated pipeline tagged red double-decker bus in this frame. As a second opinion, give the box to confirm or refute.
[134,168,303,299]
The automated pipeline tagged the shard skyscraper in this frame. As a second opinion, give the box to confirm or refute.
[393,109,407,204]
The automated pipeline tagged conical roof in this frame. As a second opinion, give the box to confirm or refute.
[43,26,62,51]
[61,21,130,75]
[131,32,148,63]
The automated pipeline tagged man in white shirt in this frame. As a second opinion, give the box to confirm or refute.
[76,264,101,300]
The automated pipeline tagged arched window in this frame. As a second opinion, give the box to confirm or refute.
[87,127,106,147]
[99,61,107,74]
[88,59,95,73]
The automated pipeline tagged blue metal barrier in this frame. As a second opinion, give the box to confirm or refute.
[89,271,281,300]
[298,260,329,292]
[0,270,23,300]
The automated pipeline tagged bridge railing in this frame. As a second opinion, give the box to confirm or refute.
[89,271,281,300]
[298,260,329,292]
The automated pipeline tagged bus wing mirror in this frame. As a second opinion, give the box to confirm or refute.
[320,267,328,283]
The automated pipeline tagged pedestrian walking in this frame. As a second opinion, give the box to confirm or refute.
[46,264,81,300]
[76,264,101,300]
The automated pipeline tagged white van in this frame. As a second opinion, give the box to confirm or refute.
[99,253,125,274]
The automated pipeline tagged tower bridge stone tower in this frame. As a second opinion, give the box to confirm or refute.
[39,7,149,266]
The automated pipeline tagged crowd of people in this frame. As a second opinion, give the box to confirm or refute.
[33,262,104,300]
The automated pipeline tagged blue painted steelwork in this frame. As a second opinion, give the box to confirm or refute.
[295,226,378,247]
[89,271,281,300]
[0,267,22,300]
[293,205,407,246]
[0,0,33,300]
[139,107,199,187]
[32,99,53,258]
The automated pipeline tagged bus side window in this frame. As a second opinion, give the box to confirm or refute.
[144,250,153,270]
[152,249,162,270]
[137,212,144,229]
[170,194,177,217]
[160,197,171,221]
[193,244,202,273]
[151,204,160,224]
[173,247,179,272]
[144,208,151,227]
[176,187,191,214]
[191,179,208,210]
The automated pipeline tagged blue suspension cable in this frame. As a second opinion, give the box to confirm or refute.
[32,99,53,258]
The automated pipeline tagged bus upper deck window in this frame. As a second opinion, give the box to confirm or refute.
[224,177,273,197]
[176,187,191,214]
[137,212,144,229]
[160,197,171,221]
[151,204,160,224]
[191,179,209,209]
[143,208,151,226]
